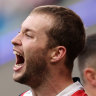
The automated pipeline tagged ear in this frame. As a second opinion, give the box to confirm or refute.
[84,68,96,86]
[50,46,66,63]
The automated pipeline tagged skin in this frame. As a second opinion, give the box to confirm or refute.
[12,13,52,84]
[12,13,73,96]
[82,56,96,96]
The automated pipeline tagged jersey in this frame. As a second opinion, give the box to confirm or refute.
[19,81,87,96]
[19,90,32,96]
[56,81,87,96]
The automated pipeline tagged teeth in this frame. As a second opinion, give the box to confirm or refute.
[13,51,22,56]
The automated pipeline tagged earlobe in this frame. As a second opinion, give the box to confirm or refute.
[50,46,66,63]
[84,68,96,86]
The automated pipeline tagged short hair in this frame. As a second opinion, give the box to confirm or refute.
[78,34,96,82]
[31,5,85,71]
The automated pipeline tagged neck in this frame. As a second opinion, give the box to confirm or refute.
[31,70,73,96]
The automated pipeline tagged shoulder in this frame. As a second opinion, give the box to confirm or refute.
[71,90,88,96]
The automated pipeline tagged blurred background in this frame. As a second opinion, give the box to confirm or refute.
[0,0,96,95]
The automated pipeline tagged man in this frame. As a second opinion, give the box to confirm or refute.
[78,34,96,96]
[12,5,87,96]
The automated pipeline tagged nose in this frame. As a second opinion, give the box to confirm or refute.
[11,33,22,46]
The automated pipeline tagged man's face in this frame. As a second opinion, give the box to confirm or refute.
[12,13,53,87]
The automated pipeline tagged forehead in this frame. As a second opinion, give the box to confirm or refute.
[21,13,53,32]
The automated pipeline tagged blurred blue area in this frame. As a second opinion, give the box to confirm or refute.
[0,0,96,65]
[69,0,96,27]
[0,15,5,30]
[0,29,20,65]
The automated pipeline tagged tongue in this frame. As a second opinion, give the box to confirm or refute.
[13,64,23,71]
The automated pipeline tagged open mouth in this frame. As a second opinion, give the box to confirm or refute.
[13,51,25,71]
[16,54,24,64]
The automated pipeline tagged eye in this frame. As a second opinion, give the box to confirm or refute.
[24,33,34,38]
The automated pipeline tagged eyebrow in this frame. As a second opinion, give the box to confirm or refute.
[21,25,36,33]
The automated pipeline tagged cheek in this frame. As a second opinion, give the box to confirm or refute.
[22,41,35,53]
[22,44,38,61]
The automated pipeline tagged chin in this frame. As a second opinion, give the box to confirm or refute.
[13,72,24,83]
